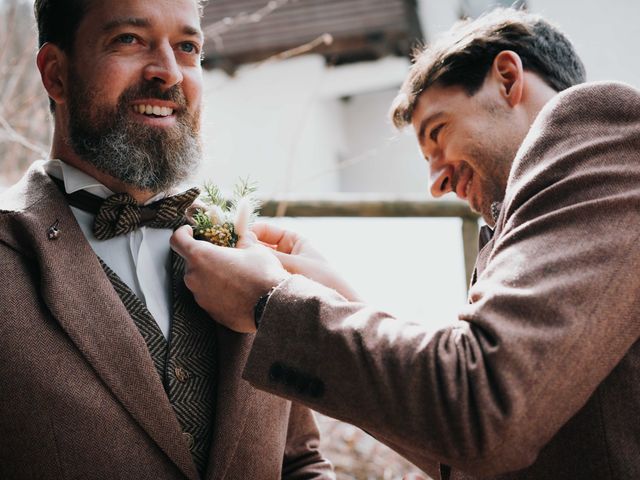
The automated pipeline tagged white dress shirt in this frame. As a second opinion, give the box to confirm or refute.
[44,159,174,339]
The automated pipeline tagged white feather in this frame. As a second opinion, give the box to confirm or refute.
[207,205,225,225]
[233,197,252,240]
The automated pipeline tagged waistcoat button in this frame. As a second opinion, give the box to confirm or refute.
[175,366,189,383]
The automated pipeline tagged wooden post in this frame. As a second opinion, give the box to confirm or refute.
[258,195,480,291]
[259,195,477,219]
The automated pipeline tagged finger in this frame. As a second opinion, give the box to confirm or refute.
[251,222,302,253]
[258,240,278,250]
[251,222,286,245]
[170,225,196,258]
[276,230,304,254]
[274,250,307,274]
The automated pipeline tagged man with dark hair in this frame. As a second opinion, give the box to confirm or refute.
[171,7,640,480]
[0,1,334,479]
[391,8,586,125]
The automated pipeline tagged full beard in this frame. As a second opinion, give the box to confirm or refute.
[67,73,202,192]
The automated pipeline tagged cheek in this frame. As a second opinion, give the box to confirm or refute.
[82,59,140,105]
[182,68,203,107]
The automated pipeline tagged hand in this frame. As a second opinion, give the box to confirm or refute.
[170,225,289,333]
[252,222,361,302]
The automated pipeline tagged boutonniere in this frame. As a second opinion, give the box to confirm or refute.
[188,178,260,247]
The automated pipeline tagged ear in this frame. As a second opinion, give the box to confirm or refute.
[36,43,68,107]
[490,50,524,107]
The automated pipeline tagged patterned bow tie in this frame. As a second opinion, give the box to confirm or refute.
[51,176,200,240]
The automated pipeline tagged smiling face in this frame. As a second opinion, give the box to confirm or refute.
[62,0,204,191]
[412,81,523,225]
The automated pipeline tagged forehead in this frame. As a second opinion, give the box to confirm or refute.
[413,84,471,119]
[79,0,201,36]
[411,84,473,139]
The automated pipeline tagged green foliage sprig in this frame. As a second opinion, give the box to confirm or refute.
[191,177,260,248]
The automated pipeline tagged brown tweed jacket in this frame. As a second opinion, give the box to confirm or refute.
[242,82,640,479]
[0,165,334,480]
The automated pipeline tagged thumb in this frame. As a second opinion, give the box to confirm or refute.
[170,225,195,258]
[274,250,307,274]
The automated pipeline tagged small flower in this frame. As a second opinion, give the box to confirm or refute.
[190,177,260,248]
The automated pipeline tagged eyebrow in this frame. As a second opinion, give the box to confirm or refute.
[102,17,204,41]
[103,17,151,32]
[418,111,445,143]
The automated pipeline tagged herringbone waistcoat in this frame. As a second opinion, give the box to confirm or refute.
[100,252,217,477]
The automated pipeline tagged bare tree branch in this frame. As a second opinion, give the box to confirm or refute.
[0,113,48,157]
[259,33,333,65]
[0,0,51,184]
[204,0,295,51]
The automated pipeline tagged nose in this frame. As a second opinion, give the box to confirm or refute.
[144,43,183,88]
[429,164,454,197]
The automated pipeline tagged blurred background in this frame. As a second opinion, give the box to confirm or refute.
[1,0,639,478]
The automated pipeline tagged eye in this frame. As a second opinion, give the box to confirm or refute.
[429,123,444,143]
[115,34,137,45]
[179,42,199,54]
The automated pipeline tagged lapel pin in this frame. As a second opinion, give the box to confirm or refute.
[47,220,61,240]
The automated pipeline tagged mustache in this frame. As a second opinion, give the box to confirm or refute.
[118,82,188,110]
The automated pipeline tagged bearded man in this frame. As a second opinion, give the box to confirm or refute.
[0,1,334,479]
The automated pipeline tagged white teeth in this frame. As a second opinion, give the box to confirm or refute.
[133,104,174,117]
[465,179,472,198]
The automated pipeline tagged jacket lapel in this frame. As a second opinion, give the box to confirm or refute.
[206,326,256,480]
[7,166,199,480]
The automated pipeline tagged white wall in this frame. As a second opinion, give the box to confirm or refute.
[199,55,343,197]
[198,53,432,196]
[339,89,428,193]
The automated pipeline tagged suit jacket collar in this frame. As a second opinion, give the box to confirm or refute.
[1,163,200,480]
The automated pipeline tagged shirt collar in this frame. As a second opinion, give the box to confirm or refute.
[43,158,166,204]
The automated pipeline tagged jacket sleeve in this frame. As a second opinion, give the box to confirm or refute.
[281,402,335,479]
[243,82,640,477]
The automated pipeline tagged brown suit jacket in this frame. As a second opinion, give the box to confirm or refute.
[242,81,640,479]
[0,165,334,480]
